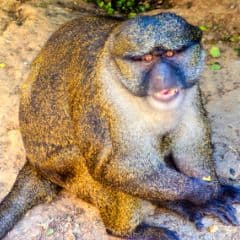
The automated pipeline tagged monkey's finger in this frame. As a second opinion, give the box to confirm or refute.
[216,208,239,226]
[221,185,240,203]
[209,209,231,225]
[200,202,228,224]
[188,211,203,222]
[195,220,205,231]
[204,204,239,226]
[184,209,205,230]
[192,214,205,231]
[219,208,238,225]
[215,203,239,225]
[194,207,230,227]
[221,205,239,225]
[207,202,236,216]
[224,203,237,214]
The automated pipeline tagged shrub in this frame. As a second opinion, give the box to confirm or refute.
[86,0,171,18]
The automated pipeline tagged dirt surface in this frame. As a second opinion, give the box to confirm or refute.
[0,0,239,239]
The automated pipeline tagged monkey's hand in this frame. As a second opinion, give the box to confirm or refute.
[161,199,239,230]
[188,185,240,229]
[219,184,240,204]
[192,199,239,230]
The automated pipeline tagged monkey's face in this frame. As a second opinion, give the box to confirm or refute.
[109,13,204,110]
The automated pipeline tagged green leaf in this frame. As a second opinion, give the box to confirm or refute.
[143,3,150,9]
[138,6,145,12]
[106,2,111,8]
[126,1,134,7]
[128,12,137,18]
[234,48,240,56]
[210,62,221,71]
[199,25,208,31]
[97,1,104,8]
[46,228,54,236]
[116,1,122,7]
[209,46,221,58]
[230,35,240,42]
[107,7,114,15]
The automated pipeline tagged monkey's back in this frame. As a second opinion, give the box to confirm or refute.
[19,16,120,167]
[18,17,146,234]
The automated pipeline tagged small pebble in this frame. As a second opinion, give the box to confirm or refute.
[208,225,219,233]
[0,63,6,68]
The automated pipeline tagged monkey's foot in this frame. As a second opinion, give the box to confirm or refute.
[126,224,180,240]
[162,200,239,230]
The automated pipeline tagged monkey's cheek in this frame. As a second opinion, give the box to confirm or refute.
[146,91,185,111]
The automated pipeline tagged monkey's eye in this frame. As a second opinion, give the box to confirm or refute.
[128,53,154,63]
[142,54,154,62]
[164,50,175,57]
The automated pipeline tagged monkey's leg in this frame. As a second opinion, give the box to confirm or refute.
[0,161,59,239]
[67,170,179,240]
[96,193,180,240]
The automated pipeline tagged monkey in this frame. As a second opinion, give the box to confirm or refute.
[0,12,240,240]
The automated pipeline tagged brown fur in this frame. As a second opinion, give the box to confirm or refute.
[0,14,221,239]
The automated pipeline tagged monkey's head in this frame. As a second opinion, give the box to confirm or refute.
[108,12,204,110]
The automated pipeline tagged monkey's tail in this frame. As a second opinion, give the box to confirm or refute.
[0,161,59,239]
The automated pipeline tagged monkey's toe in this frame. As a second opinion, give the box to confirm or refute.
[126,224,180,240]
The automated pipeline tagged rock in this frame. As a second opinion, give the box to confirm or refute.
[4,193,109,240]
[0,0,20,12]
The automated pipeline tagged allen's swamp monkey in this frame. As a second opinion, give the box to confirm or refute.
[0,12,240,240]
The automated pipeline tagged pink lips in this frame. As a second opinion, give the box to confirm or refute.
[152,88,180,102]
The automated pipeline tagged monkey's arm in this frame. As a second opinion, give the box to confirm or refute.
[170,96,240,202]
[165,99,240,228]
[170,98,217,180]
[93,152,218,205]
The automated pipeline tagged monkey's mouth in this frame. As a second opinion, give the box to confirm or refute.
[152,88,180,102]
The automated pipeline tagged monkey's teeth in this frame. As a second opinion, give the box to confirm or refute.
[153,88,179,101]
[160,88,179,96]
[155,92,163,98]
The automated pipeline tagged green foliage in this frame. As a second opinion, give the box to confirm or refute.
[230,35,240,43]
[87,0,152,17]
[209,46,221,58]
[199,25,208,31]
[46,228,54,236]
[210,62,221,71]
[234,48,240,57]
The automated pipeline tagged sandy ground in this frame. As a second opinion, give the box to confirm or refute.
[0,0,239,239]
